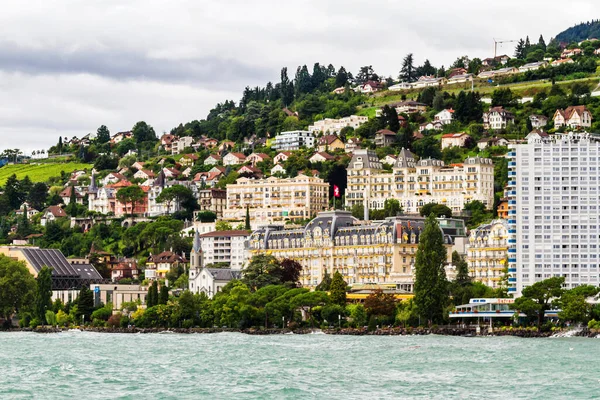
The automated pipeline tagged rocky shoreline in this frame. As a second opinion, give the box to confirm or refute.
[4,326,595,338]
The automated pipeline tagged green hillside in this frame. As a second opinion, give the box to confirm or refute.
[0,162,93,186]
[555,20,600,44]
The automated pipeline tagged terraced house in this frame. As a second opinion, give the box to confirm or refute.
[345,149,494,214]
[248,211,453,291]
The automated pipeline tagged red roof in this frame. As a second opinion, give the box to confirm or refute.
[376,129,397,136]
[200,230,250,238]
[318,135,342,145]
[45,206,67,218]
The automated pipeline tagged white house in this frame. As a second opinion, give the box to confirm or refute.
[223,152,247,166]
[518,61,548,73]
[272,131,315,151]
[529,114,549,129]
[441,133,470,150]
[309,152,335,163]
[553,106,593,128]
[172,136,194,155]
[204,154,221,165]
[271,164,287,175]
[419,121,443,132]
[434,109,454,125]
[483,107,515,130]
[447,74,474,85]
[388,82,413,91]
[40,206,67,227]
[273,152,293,164]
[382,155,397,165]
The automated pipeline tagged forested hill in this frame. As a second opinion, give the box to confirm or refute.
[555,20,600,44]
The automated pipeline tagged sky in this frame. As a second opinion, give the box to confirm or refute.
[0,0,597,154]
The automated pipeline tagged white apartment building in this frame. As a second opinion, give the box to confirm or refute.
[345,149,494,214]
[199,230,250,270]
[171,136,194,155]
[508,132,600,296]
[308,115,368,134]
[223,174,330,225]
[466,219,509,289]
[272,130,315,151]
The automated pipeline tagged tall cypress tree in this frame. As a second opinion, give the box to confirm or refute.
[329,271,347,306]
[414,214,448,325]
[77,286,94,323]
[35,267,53,324]
[147,281,158,307]
[158,284,169,305]
[245,205,251,231]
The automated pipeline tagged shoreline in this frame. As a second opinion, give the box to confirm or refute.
[3,326,597,338]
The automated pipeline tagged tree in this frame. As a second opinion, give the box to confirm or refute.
[132,121,157,144]
[215,220,233,231]
[452,251,471,285]
[512,277,565,328]
[280,67,294,106]
[96,125,110,144]
[35,267,53,324]
[538,35,547,51]
[329,271,347,306]
[77,286,94,323]
[464,201,492,228]
[420,203,452,218]
[0,255,36,320]
[335,66,349,87]
[416,59,436,77]
[116,185,145,217]
[242,254,300,291]
[379,105,400,133]
[159,284,169,305]
[280,259,302,287]
[156,185,193,215]
[315,272,332,291]
[94,154,119,171]
[245,205,251,230]
[514,38,526,59]
[399,53,416,83]
[383,199,401,217]
[356,65,377,84]
[364,289,397,319]
[295,65,312,96]
[4,174,24,209]
[27,182,48,211]
[414,214,448,325]
[556,285,599,324]
[147,281,159,308]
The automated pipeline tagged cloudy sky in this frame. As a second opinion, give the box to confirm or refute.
[0,0,597,153]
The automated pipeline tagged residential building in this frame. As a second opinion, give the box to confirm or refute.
[382,155,397,165]
[392,101,427,115]
[388,82,413,91]
[133,169,155,180]
[237,165,263,178]
[448,68,468,78]
[219,140,236,152]
[59,185,85,205]
[434,109,454,125]
[345,137,362,153]
[132,161,146,171]
[91,284,148,311]
[15,203,39,219]
[274,152,293,164]
[412,76,447,89]
[519,61,548,73]
[246,153,271,165]
[359,80,384,93]
[447,73,474,85]
[561,48,582,58]
[308,116,368,135]
[482,55,510,66]
[483,107,515,130]
[309,152,335,163]
[40,206,68,226]
[441,133,470,150]
[223,152,247,166]
[553,106,593,128]
[179,154,199,167]
[199,230,250,270]
[160,134,177,152]
[271,164,286,175]
[272,130,315,151]
[197,188,227,217]
[466,219,509,289]
[172,136,194,154]
[248,211,453,290]
[345,149,494,214]
[529,114,549,129]
[419,121,443,132]
[507,131,600,296]
[110,259,140,281]
[477,137,509,150]
[374,129,397,147]
[223,174,330,225]
[552,58,574,66]
[204,154,221,165]
[145,251,187,280]
[316,135,345,152]
[497,198,509,219]
[102,172,128,186]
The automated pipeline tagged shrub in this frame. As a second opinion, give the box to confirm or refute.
[92,318,105,327]
[91,304,113,321]
[120,315,130,329]
[19,314,31,328]
[29,318,41,328]
[107,313,122,328]
[56,310,69,327]
[368,315,377,332]
[182,319,194,329]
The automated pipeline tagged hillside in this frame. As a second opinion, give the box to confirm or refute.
[0,162,93,186]
[555,20,600,44]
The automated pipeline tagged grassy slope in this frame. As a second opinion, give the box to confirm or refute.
[0,162,93,185]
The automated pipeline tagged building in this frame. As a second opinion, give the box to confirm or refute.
[160,134,177,152]
[110,259,140,281]
[552,58,574,67]
[271,164,286,175]
[553,106,593,128]
[419,121,443,132]
[309,152,335,164]
[561,48,582,58]
[272,130,315,151]
[59,186,85,205]
[482,55,510,66]
[40,206,68,226]
[223,174,330,225]
[447,73,474,85]
[388,82,413,91]
[374,129,397,147]
[204,154,221,165]
[308,116,368,135]
[477,137,509,150]
[316,135,345,152]
[434,109,454,125]
[172,136,194,155]
[441,133,470,150]
[412,76,447,89]
[199,230,250,269]
[483,107,515,130]
[393,101,427,115]
[345,137,362,153]
[359,80,384,93]
[507,131,600,296]
[248,211,453,290]
[246,153,271,165]
[345,149,494,214]
[274,152,293,164]
[529,114,549,129]
[0,246,102,303]
[195,188,226,217]
[466,219,509,289]
[519,61,548,72]
[497,198,509,219]
[223,152,247,166]
[145,251,187,281]
[91,284,148,311]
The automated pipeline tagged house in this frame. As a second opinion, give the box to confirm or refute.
[561,48,582,58]
[345,137,362,153]
[529,114,549,129]
[441,133,470,150]
[131,161,146,171]
[552,58,574,66]
[419,121,444,132]
[482,55,510,66]
[282,107,299,117]
[162,167,181,179]
[145,251,187,280]
[595,48,600,56]
[181,167,192,178]
[309,152,335,163]
[223,152,247,166]
[519,61,548,73]
[483,107,515,130]
[412,77,447,89]
[494,67,519,77]
[360,80,384,93]
[133,169,155,180]
[172,136,194,155]
[271,164,287,175]
[525,129,550,141]
[179,154,199,167]
[15,203,39,220]
[477,137,509,150]
[447,73,474,85]
[497,198,509,219]
[246,153,271,165]
[201,138,218,149]
[434,109,454,125]
[392,101,427,115]
[59,185,85,205]
[553,106,593,128]
[388,82,413,91]
[374,129,397,147]
[110,259,140,282]
[219,140,236,152]
[40,206,67,226]
[160,134,178,152]
[102,172,128,186]
[317,135,345,152]
[448,68,468,78]
[237,165,263,177]
[204,154,222,165]
[382,154,397,165]
[111,131,133,144]
[273,152,293,164]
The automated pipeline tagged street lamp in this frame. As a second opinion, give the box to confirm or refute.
[338,314,341,328]
[282,316,285,329]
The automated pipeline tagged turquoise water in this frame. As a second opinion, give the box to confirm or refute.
[0,332,598,399]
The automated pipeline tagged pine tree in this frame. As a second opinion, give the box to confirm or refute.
[96,125,110,144]
[35,267,53,324]
[335,67,349,87]
[158,284,169,305]
[315,272,332,291]
[147,281,158,307]
[245,205,251,231]
[452,251,471,285]
[329,271,347,306]
[399,53,416,82]
[77,286,94,323]
[280,67,294,106]
[295,65,312,96]
[414,214,448,325]
[514,39,526,59]
[538,34,546,51]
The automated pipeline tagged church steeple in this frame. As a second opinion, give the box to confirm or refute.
[190,229,202,269]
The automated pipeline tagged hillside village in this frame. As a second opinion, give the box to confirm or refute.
[3,23,600,330]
